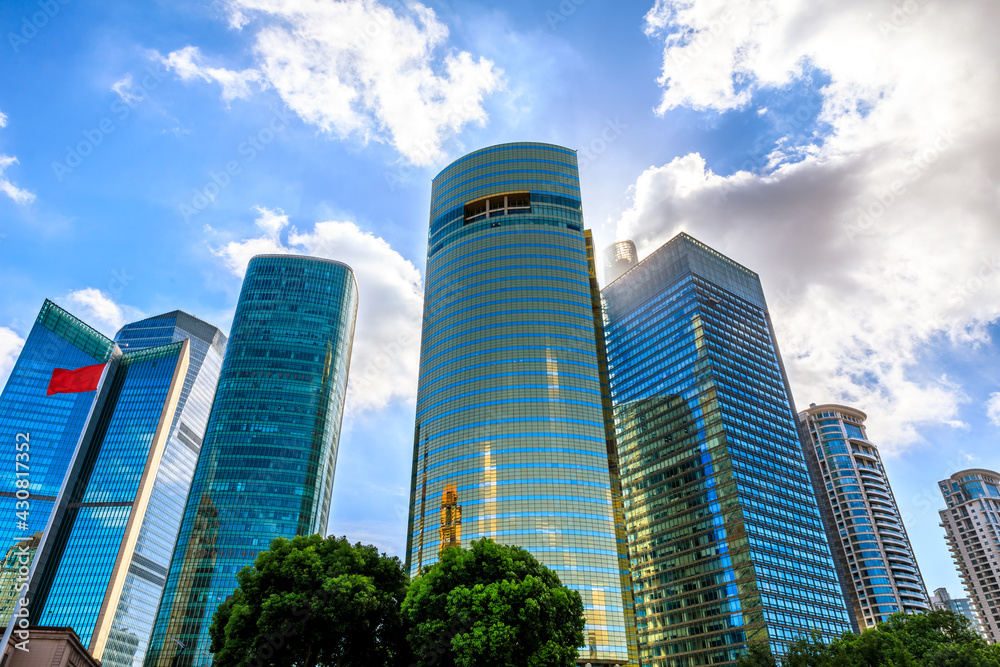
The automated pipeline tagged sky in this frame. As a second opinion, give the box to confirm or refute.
[0,0,998,598]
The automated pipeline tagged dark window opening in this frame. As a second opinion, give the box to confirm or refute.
[464,191,531,223]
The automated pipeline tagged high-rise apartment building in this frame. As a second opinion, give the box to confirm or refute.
[406,142,636,665]
[798,404,929,628]
[0,301,115,624]
[939,469,1000,643]
[601,233,853,666]
[145,255,358,667]
[931,587,986,636]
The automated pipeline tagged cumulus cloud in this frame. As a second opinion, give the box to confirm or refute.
[0,327,24,391]
[64,289,144,337]
[988,393,1000,428]
[161,46,262,102]
[160,0,501,165]
[619,0,1000,450]
[0,110,34,204]
[213,206,423,412]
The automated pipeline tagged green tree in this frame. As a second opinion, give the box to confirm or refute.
[209,534,409,667]
[402,538,586,667]
[737,610,999,667]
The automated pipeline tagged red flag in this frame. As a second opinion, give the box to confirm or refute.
[47,364,106,396]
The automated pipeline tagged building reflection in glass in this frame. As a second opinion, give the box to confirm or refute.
[603,233,852,666]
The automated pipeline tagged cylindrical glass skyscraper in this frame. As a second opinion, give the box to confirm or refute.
[144,255,358,667]
[406,143,634,665]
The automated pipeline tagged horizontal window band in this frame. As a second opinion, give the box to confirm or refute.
[433,146,576,186]
[425,284,592,323]
[433,159,578,198]
[423,446,610,472]
[425,462,612,486]
[423,315,593,350]
[412,494,612,510]
[0,492,57,502]
[420,397,603,426]
[428,262,589,298]
[425,300,592,336]
[417,383,601,419]
[422,337,596,369]
[414,526,617,550]
[423,477,610,495]
[432,168,579,208]
[420,345,599,377]
[421,358,598,390]
[420,370,599,403]
[420,421,606,449]
[427,236,586,285]
[427,252,588,292]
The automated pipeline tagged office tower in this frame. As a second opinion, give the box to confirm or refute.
[61,313,226,667]
[932,587,986,636]
[604,240,637,284]
[602,233,853,666]
[939,469,1000,643]
[406,142,635,666]
[798,404,929,628]
[1,311,226,667]
[0,300,115,623]
[145,254,358,667]
[29,339,190,651]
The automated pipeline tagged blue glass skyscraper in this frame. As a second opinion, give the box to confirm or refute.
[1,310,225,667]
[144,255,358,667]
[0,300,114,623]
[406,142,636,665]
[30,340,191,648]
[602,233,852,666]
[72,313,225,667]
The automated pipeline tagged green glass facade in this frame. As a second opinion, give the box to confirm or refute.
[602,234,852,666]
[144,255,358,667]
[407,142,634,665]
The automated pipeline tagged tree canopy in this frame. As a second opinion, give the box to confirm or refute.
[402,538,587,667]
[209,534,409,667]
[738,609,1000,667]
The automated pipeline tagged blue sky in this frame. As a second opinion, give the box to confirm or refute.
[1,0,998,598]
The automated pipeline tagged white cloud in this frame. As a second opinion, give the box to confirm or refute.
[988,393,1000,428]
[161,0,502,164]
[0,111,34,205]
[111,73,143,106]
[619,0,1000,450]
[161,45,262,102]
[64,289,144,337]
[0,156,34,204]
[214,206,423,412]
[0,327,24,391]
